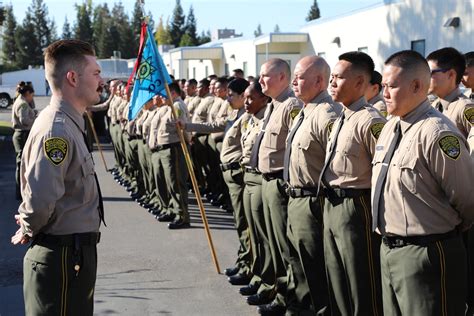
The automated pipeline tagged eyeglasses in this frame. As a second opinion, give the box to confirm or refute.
[430,68,450,75]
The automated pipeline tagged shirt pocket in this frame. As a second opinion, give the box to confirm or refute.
[334,141,360,176]
[263,125,283,149]
[81,154,95,204]
[398,155,417,194]
[296,133,312,165]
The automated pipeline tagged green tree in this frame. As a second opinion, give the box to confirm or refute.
[112,2,134,58]
[306,0,321,22]
[28,0,55,48]
[169,0,185,47]
[62,16,72,39]
[155,16,171,45]
[274,24,280,33]
[74,0,93,43]
[93,4,115,58]
[198,30,211,45]
[130,0,143,55]
[16,12,42,68]
[254,24,262,37]
[1,5,19,69]
[181,5,198,46]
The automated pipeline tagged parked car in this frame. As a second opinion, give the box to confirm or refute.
[0,85,16,108]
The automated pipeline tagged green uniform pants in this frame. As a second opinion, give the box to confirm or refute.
[12,129,29,199]
[24,239,97,316]
[137,140,155,203]
[323,192,382,316]
[287,196,328,315]
[244,171,275,297]
[151,150,170,215]
[380,235,466,316]
[191,135,209,191]
[222,168,251,276]
[156,144,189,222]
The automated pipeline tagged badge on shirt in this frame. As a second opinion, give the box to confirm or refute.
[438,135,460,160]
[44,137,68,166]
[370,122,385,140]
[325,121,334,135]
[463,107,474,125]
[290,109,301,120]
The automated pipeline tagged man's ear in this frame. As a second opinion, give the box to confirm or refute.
[66,71,78,87]
[411,78,422,94]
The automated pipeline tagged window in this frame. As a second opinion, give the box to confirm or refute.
[243,62,248,76]
[193,67,196,79]
[187,67,190,80]
[317,52,326,58]
[225,63,229,76]
[205,66,209,77]
[411,40,425,56]
[358,47,368,53]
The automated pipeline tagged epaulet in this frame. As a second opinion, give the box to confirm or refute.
[364,104,383,119]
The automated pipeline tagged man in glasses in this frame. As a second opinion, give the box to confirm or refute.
[427,47,473,138]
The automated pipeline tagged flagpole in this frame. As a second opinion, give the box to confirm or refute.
[85,111,109,171]
[163,83,222,274]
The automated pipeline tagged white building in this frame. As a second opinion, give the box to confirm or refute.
[162,0,473,79]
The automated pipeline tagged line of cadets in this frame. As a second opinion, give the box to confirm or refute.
[99,47,474,315]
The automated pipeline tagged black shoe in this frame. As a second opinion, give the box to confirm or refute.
[247,293,272,306]
[239,284,258,296]
[168,219,191,229]
[150,208,161,216]
[228,274,251,285]
[157,213,175,222]
[224,266,240,276]
[257,302,286,315]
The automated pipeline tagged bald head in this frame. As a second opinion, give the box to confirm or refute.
[292,55,331,104]
[259,58,292,98]
[266,58,291,80]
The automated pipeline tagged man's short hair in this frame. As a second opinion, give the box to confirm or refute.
[207,74,218,81]
[370,70,383,92]
[233,68,244,76]
[266,58,291,80]
[338,51,375,77]
[465,51,474,68]
[187,79,197,86]
[199,79,210,89]
[168,82,181,95]
[427,47,466,84]
[216,77,229,86]
[384,50,431,87]
[228,78,250,95]
[44,39,96,90]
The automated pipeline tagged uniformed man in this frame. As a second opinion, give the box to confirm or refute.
[11,82,37,200]
[251,58,303,315]
[427,47,474,137]
[463,52,474,100]
[320,51,386,315]
[184,78,200,117]
[151,82,190,229]
[239,82,272,300]
[233,68,245,79]
[365,70,387,117]
[373,49,474,316]
[285,55,342,315]
[11,39,105,315]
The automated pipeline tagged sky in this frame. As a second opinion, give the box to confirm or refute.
[11,0,382,38]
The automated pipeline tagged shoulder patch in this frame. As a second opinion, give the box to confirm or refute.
[326,120,334,134]
[463,107,474,125]
[380,111,388,118]
[438,135,460,160]
[370,122,385,139]
[44,137,68,166]
[290,109,301,120]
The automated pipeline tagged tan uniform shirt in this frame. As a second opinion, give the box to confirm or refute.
[324,97,387,189]
[258,88,303,174]
[108,95,121,122]
[151,98,189,146]
[192,93,215,125]
[143,107,159,146]
[186,94,201,118]
[241,106,267,167]
[288,91,342,188]
[135,109,150,137]
[372,100,474,236]
[464,88,473,100]
[369,94,387,118]
[18,97,100,237]
[434,88,474,138]
[220,109,250,164]
[469,127,474,158]
[11,95,36,130]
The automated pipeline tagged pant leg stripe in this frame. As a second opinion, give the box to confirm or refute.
[60,247,66,316]
[436,241,447,316]
[360,196,379,316]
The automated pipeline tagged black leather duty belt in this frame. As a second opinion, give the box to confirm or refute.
[220,161,241,172]
[382,230,458,248]
[262,170,284,181]
[33,232,101,247]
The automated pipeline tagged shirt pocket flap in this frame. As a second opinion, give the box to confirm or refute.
[81,155,95,178]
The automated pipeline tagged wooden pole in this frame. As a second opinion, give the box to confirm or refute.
[163,83,221,274]
[85,111,109,171]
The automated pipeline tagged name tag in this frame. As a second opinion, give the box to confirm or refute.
[376,145,384,151]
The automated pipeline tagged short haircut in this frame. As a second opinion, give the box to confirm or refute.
[168,82,181,95]
[249,81,266,97]
[187,79,197,86]
[266,58,291,79]
[370,70,382,92]
[338,51,374,77]
[384,50,431,84]
[465,51,474,68]
[180,78,186,84]
[16,81,35,95]
[216,77,229,86]
[233,68,244,76]
[207,74,218,80]
[199,79,210,89]
[427,47,466,84]
[228,78,250,95]
[44,39,96,90]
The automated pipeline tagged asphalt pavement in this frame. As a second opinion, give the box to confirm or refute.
[0,107,256,315]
